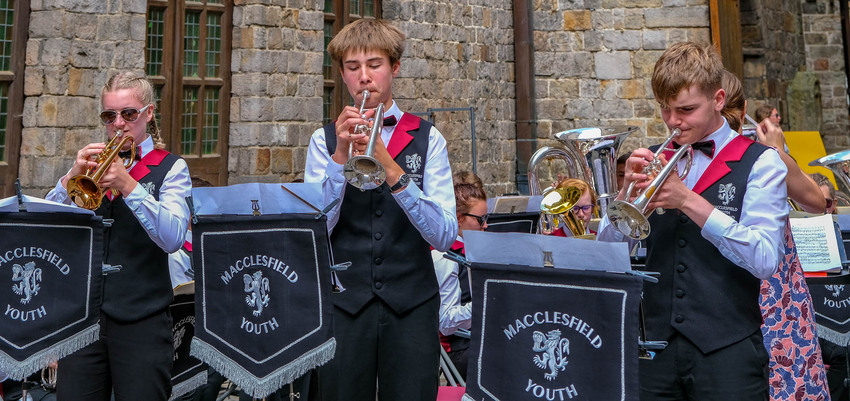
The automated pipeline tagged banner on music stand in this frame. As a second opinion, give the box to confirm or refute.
[809,282,850,346]
[0,208,103,381]
[462,263,641,401]
[170,284,206,401]
[189,183,334,399]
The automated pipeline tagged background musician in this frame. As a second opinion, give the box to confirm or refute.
[46,71,191,401]
[548,177,596,237]
[722,69,830,401]
[598,42,788,400]
[304,19,457,401]
[432,171,487,381]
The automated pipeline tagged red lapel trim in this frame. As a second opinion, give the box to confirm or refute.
[386,113,420,159]
[129,149,169,182]
[692,135,754,194]
[183,240,192,252]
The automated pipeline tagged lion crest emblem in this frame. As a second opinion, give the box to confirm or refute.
[244,270,270,316]
[405,153,422,174]
[12,261,42,305]
[532,329,570,381]
[718,183,736,206]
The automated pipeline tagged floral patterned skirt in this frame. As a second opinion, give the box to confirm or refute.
[760,222,831,401]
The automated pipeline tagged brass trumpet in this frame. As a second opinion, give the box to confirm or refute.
[67,130,136,210]
[606,128,692,240]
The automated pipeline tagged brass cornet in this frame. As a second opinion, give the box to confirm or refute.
[67,130,136,210]
[606,128,692,240]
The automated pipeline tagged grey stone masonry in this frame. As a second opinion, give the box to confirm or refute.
[229,0,324,185]
[21,1,145,196]
[384,0,517,195]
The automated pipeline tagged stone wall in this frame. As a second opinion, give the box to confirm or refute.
[384,0,517,196]
[228,0,324,185]
[21,0,146,196]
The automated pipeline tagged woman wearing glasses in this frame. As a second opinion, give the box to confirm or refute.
[549,177,597,237]
[431,171,487,381]
[46,72,191,401]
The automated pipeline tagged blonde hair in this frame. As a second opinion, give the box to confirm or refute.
[651,42,724,107]
[327,19,406,69]
[721,70,745,132]
[102,71,164,150]
[755,104,774,123]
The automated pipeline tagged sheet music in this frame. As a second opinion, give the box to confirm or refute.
[0,195,94,214]
[790,214,842,272]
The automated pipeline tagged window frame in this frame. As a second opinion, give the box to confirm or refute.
[0,1,28,197]
[147,0,231,186]
[323,0,381,124]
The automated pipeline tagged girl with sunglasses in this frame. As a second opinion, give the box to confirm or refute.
[431,171,487,381]
[46,72,191,401]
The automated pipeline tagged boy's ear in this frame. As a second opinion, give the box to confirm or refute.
[713,88,726,111]
[392,59,401,77]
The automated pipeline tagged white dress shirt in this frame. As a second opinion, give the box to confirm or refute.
[46,135,191,254]
[168,233,193,289]
[304,100,458,252]
[598,120,788,279]
[432,237,472,336]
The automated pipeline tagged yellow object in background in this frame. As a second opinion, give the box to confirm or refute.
[784,131,838,188]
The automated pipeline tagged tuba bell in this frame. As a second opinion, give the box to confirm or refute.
[67,130,136,210]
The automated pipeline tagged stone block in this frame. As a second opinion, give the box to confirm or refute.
[30,11,68,39]
[595,51,631,79]
[72,14,98,40]
[270,147,293,174]
[563,10,591,30]
[43,66,69,95]
[232,73,269,96]
[20,127,64,156]
[97,14,133,41]
[642,30,667,50]
[37,96,99,127]
[604,30,641,50]
[298,10,323,30]
[42,0,106,13]
[240,97,273,121]
[69,40,104,69]
[24,67,44,97]
[645,6,708,28]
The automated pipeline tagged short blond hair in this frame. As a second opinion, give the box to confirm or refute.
[102,71,164,150]
[651,42,724,107]
[327,19,406,69]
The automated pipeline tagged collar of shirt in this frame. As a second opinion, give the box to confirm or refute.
[679,119,737,189]
[380,99,402,145]
[127,135,153,172]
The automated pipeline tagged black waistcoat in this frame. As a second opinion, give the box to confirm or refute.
[96,151,180,322]
[643,137,769,353]
[323,115,437,315]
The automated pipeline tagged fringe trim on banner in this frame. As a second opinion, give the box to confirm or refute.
[169,370,209,401]
[0,324,100,381]
[816,324,850,347]
[190,337,336,399]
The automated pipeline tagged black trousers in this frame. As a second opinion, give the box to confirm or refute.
[57,310,173,401]
[820,339,850,401]
[639,331,769,401]
[319,295,440,401]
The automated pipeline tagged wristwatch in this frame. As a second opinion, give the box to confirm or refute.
[390,174,410,192]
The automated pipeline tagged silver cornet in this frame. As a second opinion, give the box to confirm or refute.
[344,90,386,190]
[606,128,693,240]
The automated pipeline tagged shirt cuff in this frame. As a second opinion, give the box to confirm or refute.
[325,161,346,184]
[701,208,734,241]
[122,184,149,210]
[393,180,422,207]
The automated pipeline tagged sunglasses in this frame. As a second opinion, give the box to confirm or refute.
[100,104,152,125]
[463,213,488,226]
[571,205,594,214]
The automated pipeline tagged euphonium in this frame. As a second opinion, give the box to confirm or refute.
[67,130,136,210]
[606,128,692,240]
[539,185,592,238]
[344,90,386,191]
